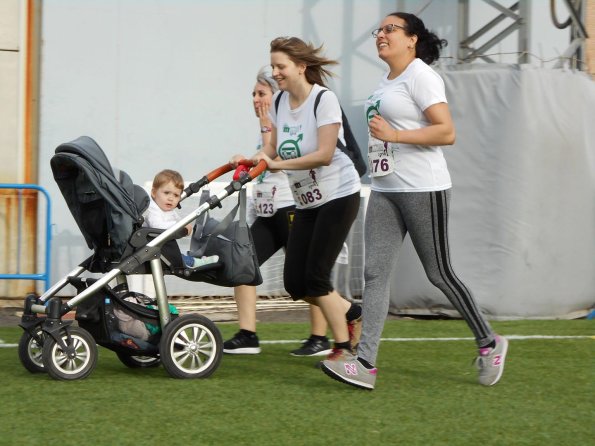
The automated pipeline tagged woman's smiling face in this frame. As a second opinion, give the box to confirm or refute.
[270,51,303,91]
[375,16,415,62]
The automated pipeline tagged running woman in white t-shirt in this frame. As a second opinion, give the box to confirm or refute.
[224,68,333,357]
[322,12,508,390]
[231,37,363,360]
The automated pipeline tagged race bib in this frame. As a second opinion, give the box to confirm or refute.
[290,171,327,208]
[368,140,396,177]
[254,191,276,217]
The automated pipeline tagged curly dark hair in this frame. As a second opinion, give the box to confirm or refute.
[387,12,447,65]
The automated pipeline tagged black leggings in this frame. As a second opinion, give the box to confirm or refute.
[250,205,295,266]
[284,192,360,299]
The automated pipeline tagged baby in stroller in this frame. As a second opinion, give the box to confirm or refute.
[144,169,219,270]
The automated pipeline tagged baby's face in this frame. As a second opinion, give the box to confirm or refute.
[152,181,182,211]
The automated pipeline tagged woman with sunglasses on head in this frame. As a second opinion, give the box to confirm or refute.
[231,37,363,361]
[321,12,508,390]
[224,67,336,357]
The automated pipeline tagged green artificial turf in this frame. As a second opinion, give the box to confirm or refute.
[0,319,592,445]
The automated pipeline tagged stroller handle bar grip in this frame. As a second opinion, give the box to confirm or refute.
[182,160,267,200]
[241,159,267,181]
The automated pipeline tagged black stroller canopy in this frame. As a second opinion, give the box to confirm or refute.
[54,136,146,220]
[51,136,149,264]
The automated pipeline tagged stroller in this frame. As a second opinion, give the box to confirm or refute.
[17,136,265,380]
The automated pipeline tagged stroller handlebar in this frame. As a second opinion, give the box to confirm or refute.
[181,159,268,200]
[240,159,267,181]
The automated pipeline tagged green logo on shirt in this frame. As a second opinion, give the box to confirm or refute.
[278,134,303,159]
[366,100,381,123]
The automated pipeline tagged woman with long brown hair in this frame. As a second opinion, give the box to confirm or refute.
[232,36,362,361]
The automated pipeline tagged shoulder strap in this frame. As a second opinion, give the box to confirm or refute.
[275,89,327,119]
[313,89,327,119]
[274,91,284,114]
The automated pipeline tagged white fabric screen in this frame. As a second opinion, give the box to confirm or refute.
[387,65,595,319]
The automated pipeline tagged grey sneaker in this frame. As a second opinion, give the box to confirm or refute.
[321,349,377,390]
[291,337,332,356]
[476,335,509,386]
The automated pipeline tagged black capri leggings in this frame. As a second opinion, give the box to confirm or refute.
[250,205,295,266]
[284,192,360,299]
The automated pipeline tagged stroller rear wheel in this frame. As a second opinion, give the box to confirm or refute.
[116,352,161,368]
[42,326,98,380]
[159,314,222,379]
[18,327,46,373]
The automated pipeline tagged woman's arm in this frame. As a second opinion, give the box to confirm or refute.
[369,102,456,146]
[258,100,274,148]
[230,128,277,166]
[257,122,340,170]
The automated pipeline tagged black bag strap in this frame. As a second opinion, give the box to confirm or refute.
[274,89,326,117]
[196,189,245,238]
[274,91,283,114]
[313,89,326,119]
[191,189,245,258]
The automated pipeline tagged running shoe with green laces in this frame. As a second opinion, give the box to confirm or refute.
[476,335,509,386]
[321,348,377,390]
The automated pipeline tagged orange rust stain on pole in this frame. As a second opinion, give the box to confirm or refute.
[22,0,39,295]
[1,193,15,274]
[24,0,33,182]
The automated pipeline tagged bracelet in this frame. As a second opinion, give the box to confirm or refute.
[260,126,272,133]
[394,129,400,144]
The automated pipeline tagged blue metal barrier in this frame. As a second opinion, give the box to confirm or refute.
[0,184,52,291]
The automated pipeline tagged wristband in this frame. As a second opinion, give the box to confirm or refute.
[260,126,272,133]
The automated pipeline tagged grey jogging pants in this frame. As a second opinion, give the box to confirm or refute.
[358,189,495,365]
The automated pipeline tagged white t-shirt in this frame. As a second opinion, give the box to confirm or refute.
[252,171,295,208]
[143,198,180,230]
[271,84,360,209]
[365,58,452,192]
[252,134,295,213]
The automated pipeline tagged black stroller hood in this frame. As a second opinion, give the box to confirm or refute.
[51,136,149,265]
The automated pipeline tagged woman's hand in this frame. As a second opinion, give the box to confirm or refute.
[254,151,281,171]
[257,100,271,127]
[229,154,248,168]
[369,115,397,143]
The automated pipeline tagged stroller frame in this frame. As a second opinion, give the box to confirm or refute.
[18,136,265,380]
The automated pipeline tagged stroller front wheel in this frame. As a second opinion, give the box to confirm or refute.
[159,314,223,379]
[42,326,98,380]
[18,326,46,373]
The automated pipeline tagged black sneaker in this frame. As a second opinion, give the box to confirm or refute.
[290,337,332,357]
[223,331,261,354]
